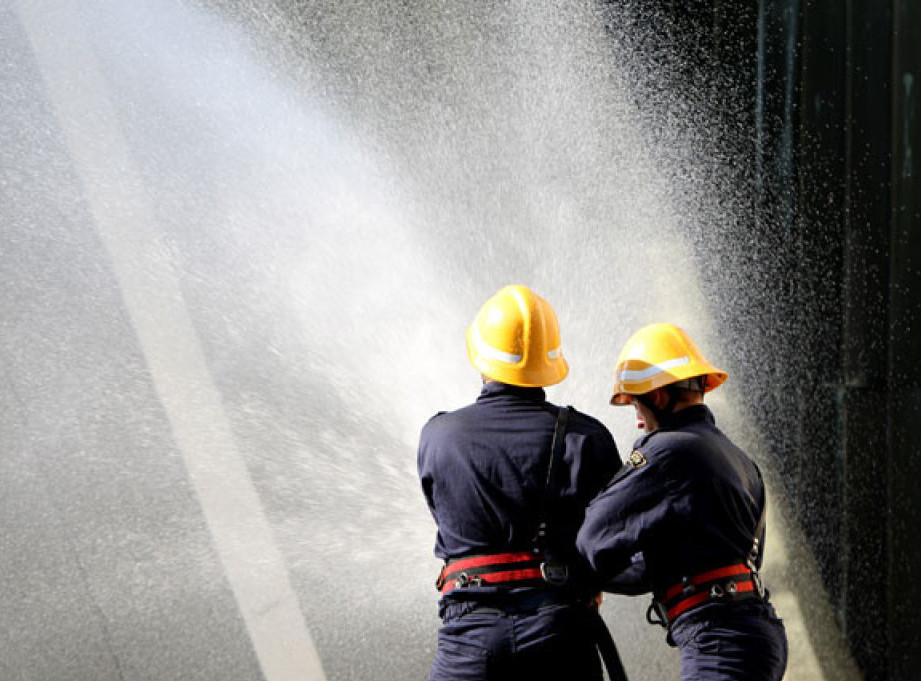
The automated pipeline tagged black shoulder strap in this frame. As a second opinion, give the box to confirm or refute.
[748,495,767,569]
[532,406,570,553]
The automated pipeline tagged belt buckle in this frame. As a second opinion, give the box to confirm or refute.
[540,561,569,587]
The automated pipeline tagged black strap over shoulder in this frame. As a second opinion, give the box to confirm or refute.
[535,407,630,681]
[532,406,570,555]
[748,495,767,569]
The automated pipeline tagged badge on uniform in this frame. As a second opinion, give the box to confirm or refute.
[628,450,647,468]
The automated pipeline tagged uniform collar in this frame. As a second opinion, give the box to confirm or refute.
[477,381,546,402]
[660,403,715,429]
[633,404,715,449]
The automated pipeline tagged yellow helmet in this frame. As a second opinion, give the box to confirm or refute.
[610,323,727,405]
[466,285,569,388]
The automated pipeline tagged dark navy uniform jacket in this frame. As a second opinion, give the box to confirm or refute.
[418,381,621,591]
[576,404,765,602]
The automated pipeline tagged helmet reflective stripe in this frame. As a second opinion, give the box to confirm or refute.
[470,321,522,364]
[548,347,561,359]
[619,356,690,381]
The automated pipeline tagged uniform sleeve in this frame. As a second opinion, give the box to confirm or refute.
[416,419,439,520]
[602,551,651,595]
[580,421,623,496]
[576,456,672,587]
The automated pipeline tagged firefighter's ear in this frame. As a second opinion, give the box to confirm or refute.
[647,388,669,410]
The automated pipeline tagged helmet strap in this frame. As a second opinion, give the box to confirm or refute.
[670,376,706,392]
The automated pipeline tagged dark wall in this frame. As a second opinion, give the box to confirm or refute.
[601,1,921,679]
[885,4,921,680]
[772,2,920,680]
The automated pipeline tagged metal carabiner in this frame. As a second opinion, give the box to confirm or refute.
[646,598,669,628]
[452,572,484,590]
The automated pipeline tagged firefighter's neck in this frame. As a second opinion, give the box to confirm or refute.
[632,389,703,432]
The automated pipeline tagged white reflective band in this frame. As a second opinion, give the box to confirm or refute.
[547,347,561,359]
[620,356,690,381]
[471,323,522,364]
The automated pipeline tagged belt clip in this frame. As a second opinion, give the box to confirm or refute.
[452,572,483,590]
[540,561,570,587]
[751,570,765,597]
[454,572,469,589]
[646,599,669,628]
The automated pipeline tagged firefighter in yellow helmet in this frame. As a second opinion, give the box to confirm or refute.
[418,285,624,681]
[577,323,788,681]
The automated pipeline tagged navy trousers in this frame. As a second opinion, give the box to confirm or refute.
[428,596,603,681]
[669,601,788,681]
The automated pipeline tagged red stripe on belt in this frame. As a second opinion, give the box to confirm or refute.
[656,562,761,622]
[438,552,545,594]
[667,578,755,620]
[663,563,751,601]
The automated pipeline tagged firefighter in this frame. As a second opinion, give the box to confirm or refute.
[418,285,623,681]
[576,322,788,681]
